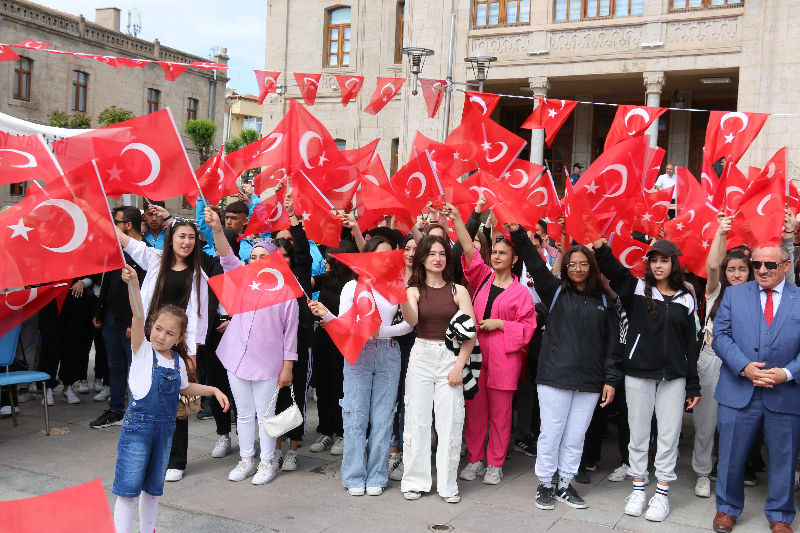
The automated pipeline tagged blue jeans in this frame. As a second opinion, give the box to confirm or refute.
[391,331,416,448]
[103,312,133,415]
[340,339,400,489]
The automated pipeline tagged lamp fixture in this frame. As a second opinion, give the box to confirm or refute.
[400,47,435,95]
[464,49,497,93]
[700,77,731,84]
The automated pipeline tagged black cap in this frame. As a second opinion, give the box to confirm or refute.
[646,240,682,258]
[573,163,583,169]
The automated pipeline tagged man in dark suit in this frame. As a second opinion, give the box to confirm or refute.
[713,244,800,533]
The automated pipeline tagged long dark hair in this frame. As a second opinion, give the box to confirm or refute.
[409,235,453,290]
[644,254,686,318]
[559,245,605,298]
[363,235,395,253]
[708,251,754,321]
[274,237,295,270]
[325,239,357,294]
[147,220,203,327]
[150,304,198,417]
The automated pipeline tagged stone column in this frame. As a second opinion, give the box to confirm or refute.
[528,76,550,165]
[643,71,665,150]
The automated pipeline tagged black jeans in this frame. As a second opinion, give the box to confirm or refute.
[276,346,312,441]
[93,324,109,384]
[38,297,91,390]
[312,329,344,437]
[203,319,234,436]
[168,416,189,471]
[610,384,630,465]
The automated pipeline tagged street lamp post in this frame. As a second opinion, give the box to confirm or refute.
[464,49,497,93]
[400,47,435,96]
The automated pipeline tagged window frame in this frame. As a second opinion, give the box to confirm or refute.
[186,98,198,121]
[670,0,742,10]
[326,7,352,68]
[9,182,26,196]
[72,71,88,112]
[395,1,405,64]
[554,0,651,21]
[474,0,531,27]
[147,88,160,114]
[242,116,263,133]
[14,58,32,102]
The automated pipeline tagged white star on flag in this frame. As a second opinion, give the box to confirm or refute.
[249,281,261,291]
[317,153,328,166]
[8,218,34,240]
[382,97,388,102]
[724,133,735,143]
[453,152,460,159]
[302,213,311,221]
[676,222,684,230]
[355,314,361,323]
[641,213,652,221]
[107,164,124,181]
[481,142,492,152]
[548,109,557,118]
[702,240,710,249]
[585,181,599,194]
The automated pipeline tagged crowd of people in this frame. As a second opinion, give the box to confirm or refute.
[3,175,800,533]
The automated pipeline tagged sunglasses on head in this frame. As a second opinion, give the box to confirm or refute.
[752,260,785,271]
[494,235,515,246]
[171,216,197,227]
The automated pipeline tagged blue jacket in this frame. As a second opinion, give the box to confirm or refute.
[196,197,253,263]
[713,281,800,415]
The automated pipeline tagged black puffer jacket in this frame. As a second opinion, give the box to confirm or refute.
[594,243,701,398]
[510,229,623,393]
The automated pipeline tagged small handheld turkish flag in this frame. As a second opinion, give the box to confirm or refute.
[292,172,343,247]
[335,75,364,107]
[445,116,527,179]
[704,111,769,164]
[186,146,239,207]
[356,182,411,231]
[240,188,291,241]
[294,73,322,106]
[609,231,651,278]
[574,136,649,214]
[330,250,408,304]
[254,70,281,104]
[364,77,405,115]
[0,282,71,338]
[564,179,602,245]
[253,165,288,196]
[461,92,501,123]
[521,99,580,147]
[738,147,787,247]
[325,280,383,364]
[0,133,64,186]
[208,251,303,316]
[389,152,440,217]
[604,105,667,150]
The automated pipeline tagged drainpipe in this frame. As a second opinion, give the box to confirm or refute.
[208,70,217,120]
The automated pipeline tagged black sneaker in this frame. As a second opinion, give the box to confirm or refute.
[555,484,588,509]
[535,484,555,510]
[90,409,123,429]
[574,470,592,484]
[196,405,213,420]
[585,462,597,472]
[748,456,767,472]
[513,433,537,457]
[710,460,717,482]
[744,466,758,487]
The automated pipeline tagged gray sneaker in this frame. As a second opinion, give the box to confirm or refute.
[459,460,486,481]
[282,451,298,471]
[482,465,503,485]
[330,436,345,455]
[310,435,334,452]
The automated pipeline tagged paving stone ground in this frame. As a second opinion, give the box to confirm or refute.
[0,370,787,533]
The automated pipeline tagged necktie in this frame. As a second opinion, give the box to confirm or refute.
[764,289,774,326]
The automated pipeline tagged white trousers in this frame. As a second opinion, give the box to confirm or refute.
[401,339,465,498]
[692,346,721,476]
[626,375,686,483]
[535,384,600,483]
[227,372,278,462]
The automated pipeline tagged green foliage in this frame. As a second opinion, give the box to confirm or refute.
[185,119,219,163]
[47,111,70,128]
[98,106,135,127]
[48,111,92,129]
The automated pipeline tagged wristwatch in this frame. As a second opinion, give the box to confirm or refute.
[739,369,747,378]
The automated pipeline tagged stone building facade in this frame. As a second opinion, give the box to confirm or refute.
[262,0,800,194]
[0,1,229,213]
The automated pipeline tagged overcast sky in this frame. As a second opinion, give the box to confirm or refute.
[38,0,265,96]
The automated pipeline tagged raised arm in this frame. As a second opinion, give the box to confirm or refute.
[120,265,145,354]
[196,197,217,257]
[204,207,230,259]
[443,202,475,266]
[592,240,638,301]
[706,212,730,296]
[400,287,420,327]
[508,224,560,306]
[340,213,366,252]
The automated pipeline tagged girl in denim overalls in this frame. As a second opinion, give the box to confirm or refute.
[112,266,230,533]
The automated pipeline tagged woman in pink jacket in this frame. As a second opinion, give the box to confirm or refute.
[445,205,536,485]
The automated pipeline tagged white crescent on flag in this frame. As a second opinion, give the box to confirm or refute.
[299,131,323,169]
[470,96,488,115]
[31,199,88,253]
[601,164,629,198]
[508,168,529,189]
[624,108,650,135]
[121,143,161,186]
[357,290,377,316]
[619,246,644,268]
[257,268,285,291]
[485,142,508,163]
[0,149,37,168]
[5,287,38,310]
[720,112,749,133]
[407,172,427,198]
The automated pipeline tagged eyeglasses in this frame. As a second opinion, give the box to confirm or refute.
[752,260,785,271]
[567,262,591,271]
[114,219,129,226]
[171,216,197,227]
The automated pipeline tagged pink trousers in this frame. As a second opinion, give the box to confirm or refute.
[464,370,515,468]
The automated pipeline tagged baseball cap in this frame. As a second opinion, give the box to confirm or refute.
[646,240,682,258]
[573,163,583,169]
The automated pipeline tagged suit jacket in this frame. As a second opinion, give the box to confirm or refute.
[712,281,800,415]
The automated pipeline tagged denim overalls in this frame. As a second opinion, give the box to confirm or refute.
[112,348,182,498]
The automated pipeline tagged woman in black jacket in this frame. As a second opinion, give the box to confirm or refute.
[509,224,621,512]
[592,238,701,523]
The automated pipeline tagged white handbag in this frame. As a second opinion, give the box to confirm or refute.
[263,385,303,438]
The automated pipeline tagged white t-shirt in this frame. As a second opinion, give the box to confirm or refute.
[129,339,189,400]
[655,173,677,200]
[520,264,542,305]
[703,284,722,347]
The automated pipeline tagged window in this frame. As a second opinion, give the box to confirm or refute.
[475,0,530,26]
[671,0,741,8]
[615,0,644,16]
[334,139,347,151]
[242,116,263,133]
[72,71,88,112]
[186,98,198,121]
[327,7,351,68]
[395,2,405,64]
[555,0,645,21]
[147,89,160,114]
[14,58,32,101]
[9,183,25,196]
[390,138,400,176]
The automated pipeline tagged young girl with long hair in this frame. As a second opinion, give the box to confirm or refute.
[447,207,536,487]
[112,265,228,533]
[399,233,477,503]
[593,238,701,522]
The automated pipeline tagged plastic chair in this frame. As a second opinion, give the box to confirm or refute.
[0,325,51,436]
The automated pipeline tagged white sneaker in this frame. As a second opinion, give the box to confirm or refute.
[608,464,650,484]
[403,491,421,500]
[282,451,298,471]
[309,435,334,452]
[228,458,257,481]
[695,476,711,498]
[252,460,276,485]
[40,388,54,406]
[93,386,111,402]
[165,469,184,482]
[348,486,365,496]
[0,406,19,416]
[17,392,36,403]
[76,380,90,394]
[62,386,80,404]
[483,465,503,485]
[366,486,383,496]
[390,462,405,481]
[330,436,344,455]
[442,493,461,503]
[645,493,670,522]
[388,452,402,479]
[211,435,232,458]
[273,449,284,470]
[624,490,647,517]
[93,379,104,392]
[459,460,486,481]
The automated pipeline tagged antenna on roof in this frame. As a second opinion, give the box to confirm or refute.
[127,8,142,37]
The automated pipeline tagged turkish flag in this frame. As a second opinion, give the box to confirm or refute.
[115,58,150,68]
[9,40,53,49]
[462,91,501,123]
[208,251,303,315]
[53,109,197,200]
[663,201,720,278]
[335,75,364,107]
[421,79,446,118]
[362,153,391,191]
[574,136,649,214]
[0,44,20,62]
[342,139,379,171]
[564,178,602,245]
[190,62,228,70]
[324,280,383,364]
[675,167,707,216]
[0,282,70,338]
[609,231,651,278]
[521,98,580,147]
[411,131,470,180]
[462,169,495,206]
[356,180,412,231]
[240,188,291,241]
[73,54,121,68]
[253,165,288,196]
[644,147,666,192]
[44,50,76,57]
[712,163,751,215]
[604,105,667,150]
[186,146,239,207]
[389,152,440,216]
[364,77,405,115]
[254,70,281,104]
[446,117,527,179]
[788,181,800,215]
[705,111,769,164]
[701,156,719,200]
[738,147,787,247]
[294,73,322,106]
[623,187,672,238]
[0,161,125,290]
[0,133,64,186]
[330,250,408,304]
[499,159,545,190]
[292,172,343,247]
[156,61,187,82]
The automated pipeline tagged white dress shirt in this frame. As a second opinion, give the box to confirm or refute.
[759,279,792,381]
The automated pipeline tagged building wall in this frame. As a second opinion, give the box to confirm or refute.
[0,1,229,213]
[226,97,264,139]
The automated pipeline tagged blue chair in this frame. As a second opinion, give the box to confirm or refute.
[0,325,51,436]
